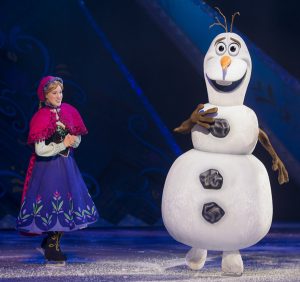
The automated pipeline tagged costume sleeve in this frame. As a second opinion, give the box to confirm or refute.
[35,141,66,157]
[71,135,81,148]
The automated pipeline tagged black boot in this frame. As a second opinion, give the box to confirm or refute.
[44,231,67,262]
[57,232,67,260]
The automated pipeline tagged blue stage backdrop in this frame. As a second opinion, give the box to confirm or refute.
[0,0,181,228]
[0,0,299,228]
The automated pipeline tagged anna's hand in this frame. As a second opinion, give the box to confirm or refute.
[63,134,77,147]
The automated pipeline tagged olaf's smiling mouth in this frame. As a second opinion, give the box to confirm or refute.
[207,72,246,93]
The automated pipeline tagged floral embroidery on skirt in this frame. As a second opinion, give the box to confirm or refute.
[17,152,98,233]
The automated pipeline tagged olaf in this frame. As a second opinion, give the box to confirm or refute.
[162,9,288,275]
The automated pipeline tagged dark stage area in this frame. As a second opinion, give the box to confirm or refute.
[0,0,299,226]
[0,225,300,281]
[1,0,300,280]
[0,0,299,228]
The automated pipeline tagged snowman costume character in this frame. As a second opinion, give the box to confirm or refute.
[163,11,288,276]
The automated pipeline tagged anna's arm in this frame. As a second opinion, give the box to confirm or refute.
[35,141,66,157]
[35,134,77,156]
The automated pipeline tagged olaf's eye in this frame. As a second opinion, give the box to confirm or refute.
[228,43,240,56]
[215,42,227,55]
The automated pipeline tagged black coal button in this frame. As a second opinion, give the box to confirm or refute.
[202,202,225,223]
[209,118,230,138]
[200,169,223,189]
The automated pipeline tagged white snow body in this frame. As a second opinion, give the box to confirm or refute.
[162,104,272,251]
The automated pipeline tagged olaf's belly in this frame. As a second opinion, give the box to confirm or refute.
[162,149,272,251]
[192,104,259,154]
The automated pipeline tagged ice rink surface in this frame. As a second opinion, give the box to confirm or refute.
[0,224,299,281]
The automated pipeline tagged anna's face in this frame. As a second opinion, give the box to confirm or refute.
[45,85,63,107]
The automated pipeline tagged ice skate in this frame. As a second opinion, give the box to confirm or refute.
[221,250,244,276]
[185,248,207,270]
[44,232,67,266]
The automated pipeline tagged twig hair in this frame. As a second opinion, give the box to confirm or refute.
[209,7,240,33]
[230,12,240,32]
[209,7,227,32]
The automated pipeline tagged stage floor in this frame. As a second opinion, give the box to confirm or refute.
[0,224,299,281]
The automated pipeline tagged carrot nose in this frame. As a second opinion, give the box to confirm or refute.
[220,55,231,70]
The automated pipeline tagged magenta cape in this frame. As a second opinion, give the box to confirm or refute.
[22,103,88,202]
[27,103,88,144]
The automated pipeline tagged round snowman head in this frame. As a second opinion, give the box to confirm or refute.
[204,32,252,106]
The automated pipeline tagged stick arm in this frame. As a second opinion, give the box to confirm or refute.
[258,128,289,185]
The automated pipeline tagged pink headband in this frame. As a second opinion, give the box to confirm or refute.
[37,76,63,102]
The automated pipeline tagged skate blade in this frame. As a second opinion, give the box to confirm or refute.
[36,247,45,256]
[45,261,66,267]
